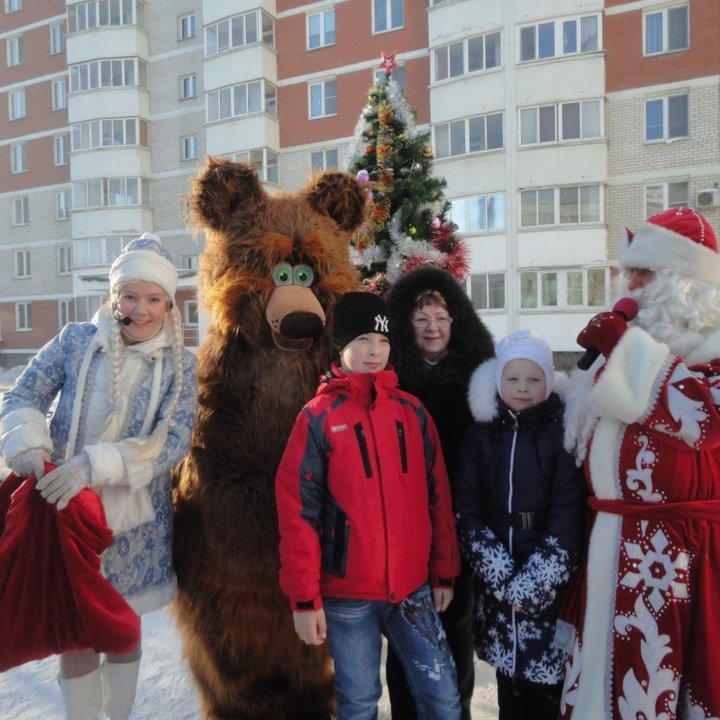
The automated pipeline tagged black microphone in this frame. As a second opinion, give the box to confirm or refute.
[119,315,133,326]
[577,297,639,370]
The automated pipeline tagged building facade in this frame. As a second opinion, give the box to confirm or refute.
[1,0,718,365]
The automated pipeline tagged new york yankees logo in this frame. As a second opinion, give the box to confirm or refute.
[374,314,389,333]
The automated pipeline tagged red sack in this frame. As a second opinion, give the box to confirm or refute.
[0,465,140,672]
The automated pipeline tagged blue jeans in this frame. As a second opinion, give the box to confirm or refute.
[323,583,461,720]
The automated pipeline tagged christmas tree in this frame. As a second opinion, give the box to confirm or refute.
[346,51,469,294]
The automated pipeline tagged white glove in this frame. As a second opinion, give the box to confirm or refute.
[7,448,49,480]
[36,453,91,510]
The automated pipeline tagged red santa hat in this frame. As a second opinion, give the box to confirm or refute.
[620,207,720,285]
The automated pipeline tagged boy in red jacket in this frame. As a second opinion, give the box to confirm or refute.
[276,291,461,720]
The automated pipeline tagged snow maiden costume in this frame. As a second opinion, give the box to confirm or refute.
[0,233,198,719]
[561,208,720,720]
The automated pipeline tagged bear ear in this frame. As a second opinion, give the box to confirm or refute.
[305,171,367,233]
[190,156,266,231]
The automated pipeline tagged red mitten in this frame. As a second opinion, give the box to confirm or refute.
[576,311,628,358]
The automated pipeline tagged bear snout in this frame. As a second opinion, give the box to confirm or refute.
[279,311,325,339]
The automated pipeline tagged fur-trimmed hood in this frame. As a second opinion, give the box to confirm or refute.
[385,266,495,386]
[468,356,571,423]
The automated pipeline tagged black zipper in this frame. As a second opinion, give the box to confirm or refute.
[354,422,373,478]
[395,421,407,473]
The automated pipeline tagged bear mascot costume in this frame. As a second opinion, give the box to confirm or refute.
[172,157,365,719]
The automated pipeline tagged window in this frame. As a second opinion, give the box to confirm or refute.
[69,58,147,93]
[13,196,29,225]
[185,300,199,324]
[57,244,73,274]
[182,255,198,270]
[520,185,601,227]
[59,299,75,327]
[645,93,688,141]
[56,190,72,219]
[72,178,150,209]
[374,65,406,92]
[179,13,196,40]
[52,78,67,109]
[520,14,599,61]
[309,79,337,118]
[9,89,25,119]
[470,273,505,310]
[54,135,69,166]
[67,0,146,33]
[521,268,607,309]
[73,236,126,266]
[6,0,22,12]
[182,135,199,161]
[308,9,335,49]
[205,10,275,55]
[433,31,501,82]
[16,250,30,278]
[10,143,27,173]
[180,74,197,100]
[74,296,102,321]
[50,22,65,54]
[644,4,689,55]
[434,112,504,158]
[16,303,32,331]
[71,118,149,151]
[520,100,601,145]
[311,148,339,171]
[207,80,277,122]
[450,193,505,233]
[645,181,689,216]
[231,148,279,184]
[7,35,22,66]
[373,0,403,33]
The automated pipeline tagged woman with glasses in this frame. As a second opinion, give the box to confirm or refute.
[385,265,495,720]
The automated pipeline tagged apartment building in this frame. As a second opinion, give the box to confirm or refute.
[1,0,718,365]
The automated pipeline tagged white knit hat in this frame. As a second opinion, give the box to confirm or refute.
[620,207,720,285]
[109,232,178,298]
[495,329,554,399]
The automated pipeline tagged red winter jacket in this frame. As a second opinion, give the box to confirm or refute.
[276,364,460,611]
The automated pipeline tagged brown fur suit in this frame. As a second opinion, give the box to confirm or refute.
[172,157,364,720]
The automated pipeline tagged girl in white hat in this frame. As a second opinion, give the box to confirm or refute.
[0,233,198,719]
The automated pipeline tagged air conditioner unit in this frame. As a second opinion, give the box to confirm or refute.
[695,189,720,209]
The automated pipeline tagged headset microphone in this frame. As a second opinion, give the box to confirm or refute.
[119,316,133,326]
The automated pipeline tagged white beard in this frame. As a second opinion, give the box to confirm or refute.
[563,359,603,465]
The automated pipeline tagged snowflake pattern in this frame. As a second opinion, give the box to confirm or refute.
[653,364,708,446]
[460,525,514,595]
[625,434,663,503]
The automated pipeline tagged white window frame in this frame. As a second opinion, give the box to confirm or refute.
[13,196,29,225]
[179,13,196,40]
[9,88,25,119]
[433,112,504,159]
[51,78,67,110]
[373,0,403,34]
[207,80,277,122]
[69,58,147,93]
[5,0,22,12]
[180,74,197,99]
[309,78,337,119]
[7,35,22,66]
[645,180,689,216]
[182,255,198,270]
[74,296,103,321]
[307,8,335,49]
[520,100,601,146]
[67,0,145,33]
[56,189,72,220]
[184,299,199,325]
[10,142,27,173]
[374,65,406,92]
[519,13,600,62]
[182,135,199,161]
[450,193,505,233]
[644,4,689,56]
[54,135,69,166]
[311,148,339,171]
[645,93,689,142]
[433,30,502,82]
[50,22,65,54]
[16,249,31,278]
[73,237,126,267]
[71,117,148,151]
[72,177,150,209]
[231,147,279,184]
[205,10,275,56]
[520,267,609,310]
[16,302,32,331]
[520,185,602,227]
[57,244,73,274]
[469,272,506,310]
[58,299,75,327]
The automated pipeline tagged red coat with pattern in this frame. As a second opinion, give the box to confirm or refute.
[560,326,720,720]
[275,364,460,611]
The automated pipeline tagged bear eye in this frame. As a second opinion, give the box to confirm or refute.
[293,265,314,287]
[272,263,293,286]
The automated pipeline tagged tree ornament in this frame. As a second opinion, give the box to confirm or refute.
[356,169,370,184]
[423,145,433,158]
[379,50,399,75]
[411,161,422,172]
[409,226,417,236]
[431,216,442,229]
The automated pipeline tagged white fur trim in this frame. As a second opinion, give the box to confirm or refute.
[0,407,53,463]
[590,327,670,425]
[98,485,155,534]
[468,359,499,422]
[109,250,177,298]
[85,442,125,486]
[684,327,720,366]
[620,220,720,284]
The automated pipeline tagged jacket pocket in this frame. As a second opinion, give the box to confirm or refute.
[395,421,408,473]
[353,422,373,478]
[320,495,350,578]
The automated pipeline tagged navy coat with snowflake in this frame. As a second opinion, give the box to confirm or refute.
[453,359,586,685]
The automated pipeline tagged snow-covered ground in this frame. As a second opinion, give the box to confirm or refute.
[0,369,498,719]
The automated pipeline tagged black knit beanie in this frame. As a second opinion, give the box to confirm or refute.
[333,292,391,351]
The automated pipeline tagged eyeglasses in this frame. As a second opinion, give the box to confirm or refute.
[412,316,453,329]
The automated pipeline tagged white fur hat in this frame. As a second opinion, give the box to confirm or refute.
[109,232,178,298]
[495,329,554,399]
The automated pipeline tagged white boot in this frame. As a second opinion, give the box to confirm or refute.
[59,668,103,720]
[101,658,141,720]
